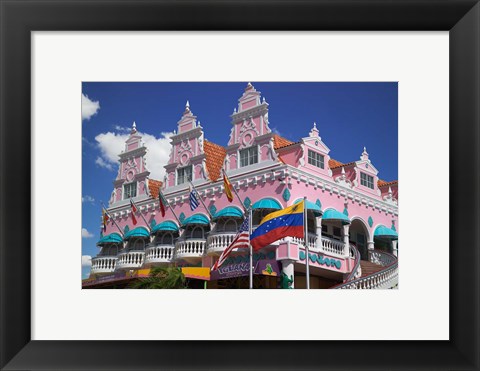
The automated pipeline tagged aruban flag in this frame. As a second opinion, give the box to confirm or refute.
[222,169,234,203]
[212,212,250,270]
[189,186,199,211]
[130,199,137,225]
[102,208,110,232]
[158,192,166,217]
[250,200,304,251]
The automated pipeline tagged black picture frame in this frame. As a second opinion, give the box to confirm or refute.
[1,1,479,370]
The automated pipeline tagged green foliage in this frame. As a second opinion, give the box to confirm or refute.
[128,267,187,289]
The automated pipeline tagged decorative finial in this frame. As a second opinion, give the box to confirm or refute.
[131,121,137,134]
[309,121,319,137]
[186,100,190,108]
[233,107,237,114]
[361,146,369,161]
[313,121,317,129]
[388,186,392,195]
[364,146,367,153]
[341,166,345,175]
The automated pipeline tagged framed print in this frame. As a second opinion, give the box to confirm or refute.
[1,0,479,370]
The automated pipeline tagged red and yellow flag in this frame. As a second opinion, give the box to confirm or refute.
[223,170,234,202]
[102,209,110,232]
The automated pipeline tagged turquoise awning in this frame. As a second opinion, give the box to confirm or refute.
[213,206,244,220]
[252,198,282,210]
[322,209,351,224]
[182,214,210,227]
[293,199,323,216]
[124,227,150,240]
[374,225,398,240]
[152,220,179,233]
[96,233,123,246]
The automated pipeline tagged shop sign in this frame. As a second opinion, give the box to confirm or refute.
[211,259,281,280]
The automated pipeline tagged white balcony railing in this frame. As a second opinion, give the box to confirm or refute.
[290,235,346,257]
[115,250,145,270]
[91,256,117,274]
[145,244,175,264]
[175,239,206,260]
[206,232,237,254]
[320,236,346,257]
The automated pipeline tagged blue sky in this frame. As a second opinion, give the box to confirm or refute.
[81,82,398,278]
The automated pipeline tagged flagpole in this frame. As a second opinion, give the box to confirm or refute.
[159,191,181,226]
[249,207,253,289]
[100,202,124,237]
[189,181,213,219]
[223,169,247,212]
[131,198,151,232]
[304,196,310,290]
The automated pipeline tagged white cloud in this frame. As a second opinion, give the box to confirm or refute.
[82,255,92,267]
[95,129,174,180]
[82,93,100,121]
[82,195,95,204]
[81,228,94,238]
[95,156,114,171]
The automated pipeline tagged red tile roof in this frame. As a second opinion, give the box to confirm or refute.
[148,179,163,199]
[378,180,398,187]
[273,134,296,150]
[329,159,356,170]
[204,140,227,182]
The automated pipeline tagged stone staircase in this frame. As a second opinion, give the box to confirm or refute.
[360,260,384,277]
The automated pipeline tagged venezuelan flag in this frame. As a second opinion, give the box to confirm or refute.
[250,201,304,251]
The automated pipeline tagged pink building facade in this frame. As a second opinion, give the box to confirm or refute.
[90,83,399,289]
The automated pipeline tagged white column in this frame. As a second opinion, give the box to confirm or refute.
[342,224,350,257]
[281,259,295,289]
[367,241,375,261]
[391,240,398,257]
[315,216,322,250]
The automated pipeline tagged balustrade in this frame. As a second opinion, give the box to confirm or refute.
[175,239,206,259]
[206,232,237,253]
[91,256,117,273]
[334,249,398,289]
[145,244,175,264]
[116,250,145,269]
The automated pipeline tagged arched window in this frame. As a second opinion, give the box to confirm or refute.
[224,218,238,232]
[132,238,145,251]
[191,226,204,239]
[161,232,174,245]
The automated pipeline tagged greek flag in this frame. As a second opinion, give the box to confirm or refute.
[189,187,199,211]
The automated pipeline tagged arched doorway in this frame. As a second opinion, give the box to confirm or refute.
[349,218,370,260]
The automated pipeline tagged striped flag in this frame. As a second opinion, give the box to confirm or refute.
[212,212,250,270]
[130,199,138,225]
[189,186,199,211]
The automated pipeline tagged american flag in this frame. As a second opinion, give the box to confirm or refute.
[212,212,250,270]
[189,187,199,211]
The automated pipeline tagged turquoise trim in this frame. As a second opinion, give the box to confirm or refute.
[252,198,282,210]
[214,206,244,220]
[293,198,322,216]
[124,227,150,240]
[282,188,291,201]
[151,220,179,233]
[179,212,186,223]
[343,207,349,216]
[391,221,397,231]
[298,250,342,270]
[315,199,322,209]
[97,233,123,245]
[322,208,351,224]
[368,216,374,228]
[209,205,217,216]
[182,213,210,227]
[243,197,251,209]
[124,225,130,234]
[150,219,157,228]
[374,225,398,240]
